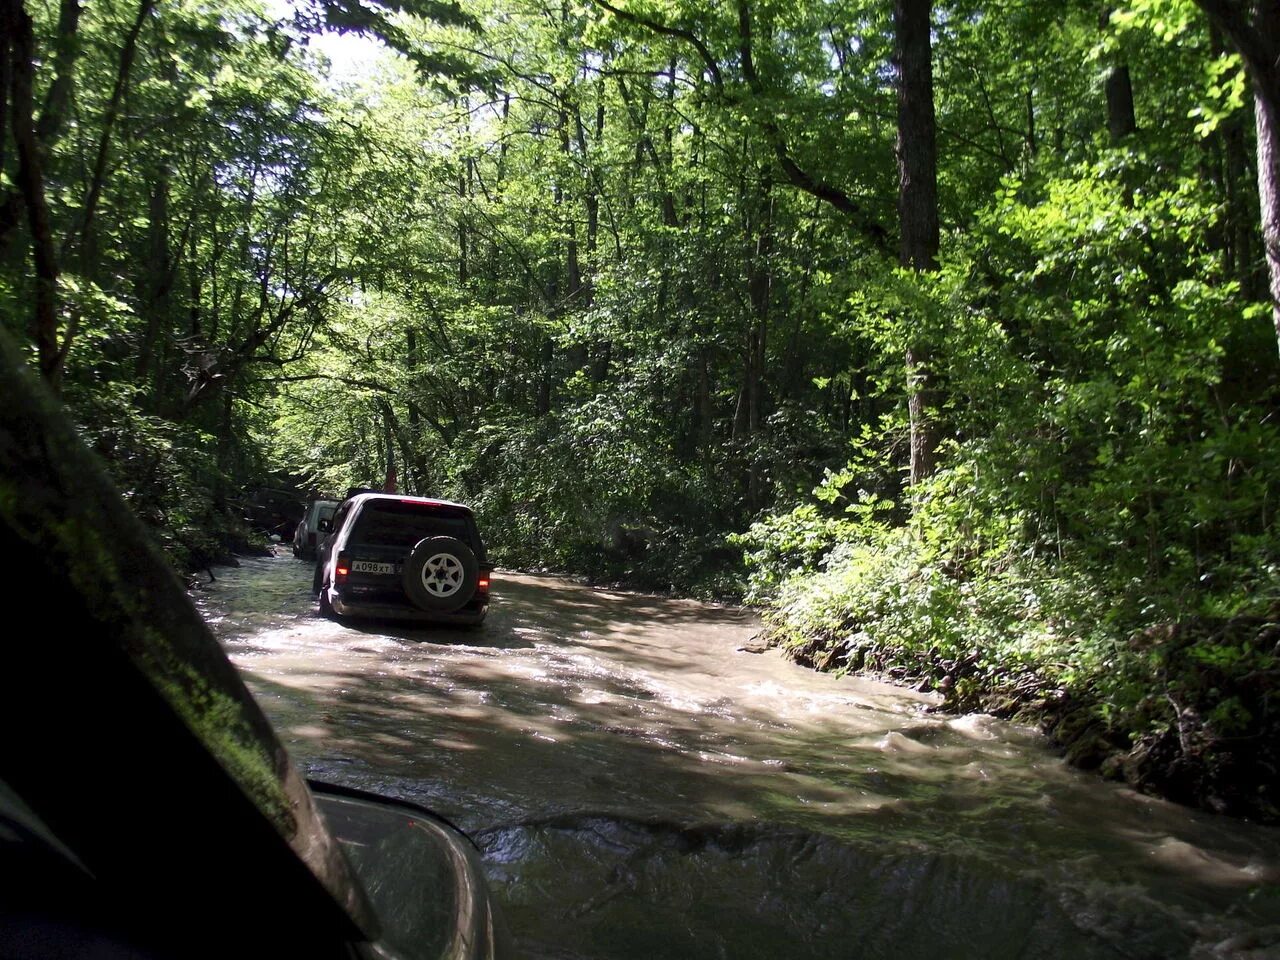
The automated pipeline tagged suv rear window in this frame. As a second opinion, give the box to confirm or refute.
[349,501,473,549]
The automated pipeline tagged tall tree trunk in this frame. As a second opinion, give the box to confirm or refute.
[3,0,61,388]
[136,168,172,397]
[188,227,202,337]
[403,330,429,493]
[559,104,582,303]
[1105,64,1137,141]
[458,97,471,286]
[1101,7,1138,212]
[1207,26,1256,293]
[1258,85,1280,353]
[896,0,941,489]
[1025,87,1037,155]
[458,163,470,286]
[495,92,512,187]
[577,94,614,381]
[735,174,773,508]
[1194,0,1280,355]
[661,58,680,228]
[535,337,553,417]
[379,401,397,493]
[1223,107,1256,294]
[35,0,82,145]
[214,387,235,504]
[572,87,603,304]
[407,329,421,435]
[0,0,81,249]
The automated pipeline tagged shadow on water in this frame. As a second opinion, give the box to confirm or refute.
[337,616,537,651]
[199,555,1280,960]
[477,816,1194,960]
[493,573,755,629]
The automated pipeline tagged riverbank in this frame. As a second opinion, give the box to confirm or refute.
[765,601,1280,825]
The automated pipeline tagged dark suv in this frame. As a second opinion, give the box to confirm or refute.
[314,494,492,626]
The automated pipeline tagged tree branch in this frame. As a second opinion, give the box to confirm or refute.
[735,0,889,249]
[66,0,155,265]
[589,0,723,89]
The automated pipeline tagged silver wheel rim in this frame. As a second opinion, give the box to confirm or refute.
[420,552,464,597]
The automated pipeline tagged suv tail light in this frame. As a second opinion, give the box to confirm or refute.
[334,554,351,584]
[477,573,490,595]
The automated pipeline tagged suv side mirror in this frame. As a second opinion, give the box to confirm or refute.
[318,518,331,532]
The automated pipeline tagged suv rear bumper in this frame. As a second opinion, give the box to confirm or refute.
[330,590,487,626]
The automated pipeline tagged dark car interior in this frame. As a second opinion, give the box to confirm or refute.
[350,500,479,552]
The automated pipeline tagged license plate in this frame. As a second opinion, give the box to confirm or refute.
[351,560,395,575]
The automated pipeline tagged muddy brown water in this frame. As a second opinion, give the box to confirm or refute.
[195,554,1280,959]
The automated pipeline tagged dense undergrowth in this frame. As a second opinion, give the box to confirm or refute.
[67,380,272,574]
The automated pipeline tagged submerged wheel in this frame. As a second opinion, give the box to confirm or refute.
[402,536,478,613]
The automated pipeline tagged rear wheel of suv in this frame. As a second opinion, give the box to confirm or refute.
[402,536,478,613]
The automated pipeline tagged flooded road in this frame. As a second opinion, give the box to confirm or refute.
[197,554,1280,959]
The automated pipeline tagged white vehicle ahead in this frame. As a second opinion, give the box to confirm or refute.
[292,498,338,560]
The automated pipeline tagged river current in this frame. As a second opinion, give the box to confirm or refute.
[195,554,1280,959]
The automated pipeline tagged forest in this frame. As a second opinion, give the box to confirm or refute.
[1,0,1277,821]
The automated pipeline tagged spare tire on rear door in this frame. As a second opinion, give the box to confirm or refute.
[402,536,479,613]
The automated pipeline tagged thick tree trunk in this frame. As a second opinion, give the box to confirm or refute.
[897,43,939,267]
[895,0,940,488]
[1099,6,1137,142]
[1194,0,1280,355]
[0,0,81,249]
[35,0,82,145]
[4,0,62,387]
[1258,88,1280,353]
[1025,87,1037,155]
[1106,65,1137,141]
